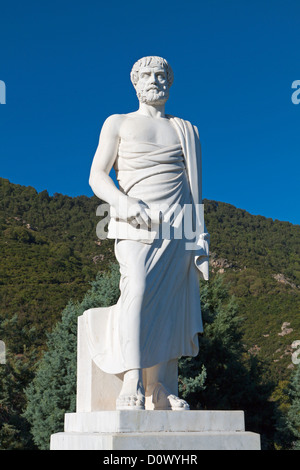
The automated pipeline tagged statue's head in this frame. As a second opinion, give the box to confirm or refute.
[130,56,174,106]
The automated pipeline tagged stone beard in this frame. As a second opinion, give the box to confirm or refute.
[88,56,209,411]
[136,86,169,105]
[135,79,169,105]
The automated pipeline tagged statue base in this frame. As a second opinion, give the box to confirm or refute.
[50,410,260,450]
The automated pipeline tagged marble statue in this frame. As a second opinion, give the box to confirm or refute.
[88,56,209,411]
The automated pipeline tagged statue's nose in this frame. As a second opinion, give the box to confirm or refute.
[149,73,157,83]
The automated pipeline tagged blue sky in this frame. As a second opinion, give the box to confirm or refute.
[0,0,299,224]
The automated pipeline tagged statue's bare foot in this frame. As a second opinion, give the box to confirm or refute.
[116,370,145,411]
[151,382,190,411]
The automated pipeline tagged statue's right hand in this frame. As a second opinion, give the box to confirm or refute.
[111,196,151,228]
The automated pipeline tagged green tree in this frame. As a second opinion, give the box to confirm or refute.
[179,274,279,450]
[286,364,300,449]
[23,264,120,450]
[0,349,35,450]
[179,275,243,406]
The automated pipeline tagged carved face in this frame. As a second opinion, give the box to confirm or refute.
[135,65,169,105]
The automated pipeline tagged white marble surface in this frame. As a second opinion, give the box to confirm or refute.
[76,314,179,412]
[50,430,261,451]
[87,57,209,409]
[50,409,261,450]
[65,410,246,433]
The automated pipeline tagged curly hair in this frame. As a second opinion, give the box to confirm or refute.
[130,56,174,88]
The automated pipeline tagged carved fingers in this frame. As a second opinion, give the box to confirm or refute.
[127,199,151,229]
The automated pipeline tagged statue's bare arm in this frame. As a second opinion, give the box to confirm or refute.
[89,114,150,225]
[89,114,123,206]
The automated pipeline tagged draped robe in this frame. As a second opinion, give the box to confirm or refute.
[84,116,209,374]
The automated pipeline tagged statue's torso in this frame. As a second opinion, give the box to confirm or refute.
[118,113,180,148]
[113,113,190,210]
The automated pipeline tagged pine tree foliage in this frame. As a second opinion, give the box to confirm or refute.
[179,275,281,449]
[23,264,120,450]
[179,275,244,406]
[0,349,34,449]
[286,364,300,449]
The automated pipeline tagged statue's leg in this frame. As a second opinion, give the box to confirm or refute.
[144,359,189,410]
[116,368,145,410]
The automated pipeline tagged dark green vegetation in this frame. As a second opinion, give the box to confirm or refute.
[206,201,300,380]
[0,177,115,356]
[0,177,299,449]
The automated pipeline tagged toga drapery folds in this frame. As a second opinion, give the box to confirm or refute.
[84,116,209,374]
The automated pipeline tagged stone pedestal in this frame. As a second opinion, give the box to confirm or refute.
[50,410,261,450]
[76,312,179,412]
[50,313,261,450]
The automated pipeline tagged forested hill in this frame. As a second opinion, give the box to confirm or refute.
[0,176,299,381]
